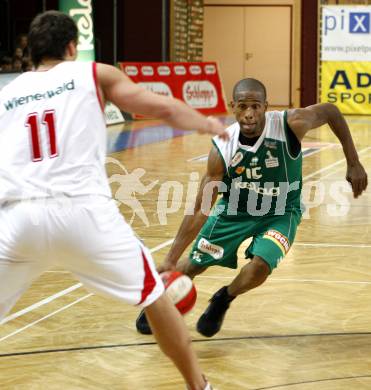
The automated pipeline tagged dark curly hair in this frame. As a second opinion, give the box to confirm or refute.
[28,11,78,67]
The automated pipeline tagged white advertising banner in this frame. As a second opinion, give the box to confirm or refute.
[322,5,371,61]
[118,62,227,119]
[104,102,125,125]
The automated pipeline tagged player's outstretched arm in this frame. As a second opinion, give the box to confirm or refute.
[96,63,228,140]
[287,103,368,198]
[158,146,225,273]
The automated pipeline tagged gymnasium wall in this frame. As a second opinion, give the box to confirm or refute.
[94,0,166,63]
[203,0,302,106]
[1,0,327,108]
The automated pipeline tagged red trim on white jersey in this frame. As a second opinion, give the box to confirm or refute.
[92,62,104,112]
[139,249,157,305]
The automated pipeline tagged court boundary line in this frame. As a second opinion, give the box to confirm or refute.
[250,375,371,390]
[0,146,369,342]
[295,242,371,248]
[1,330,371,358]
[0,284,83,326]
[0,294,93,343]
[197,275,371,285]
[303,146,370,181]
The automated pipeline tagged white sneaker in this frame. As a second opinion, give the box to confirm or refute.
[204,382,213,390]
[186,380,213,390]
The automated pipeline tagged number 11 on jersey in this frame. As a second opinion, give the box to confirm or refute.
[25,110,58,162]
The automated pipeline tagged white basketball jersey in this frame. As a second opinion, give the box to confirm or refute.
[0,61,112,203]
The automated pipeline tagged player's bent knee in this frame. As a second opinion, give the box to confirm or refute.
[249,256,271,278]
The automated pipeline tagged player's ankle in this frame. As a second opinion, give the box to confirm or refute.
[186,375,213,390]
[223,285,236,302]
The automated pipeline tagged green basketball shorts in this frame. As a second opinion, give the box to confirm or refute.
[189,205,302,273]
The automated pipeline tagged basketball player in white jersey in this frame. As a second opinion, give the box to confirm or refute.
[0,11,226,390]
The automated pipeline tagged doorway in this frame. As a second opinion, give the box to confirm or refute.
[203,5,292,107]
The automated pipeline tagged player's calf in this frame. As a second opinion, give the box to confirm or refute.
[228,256,270,296]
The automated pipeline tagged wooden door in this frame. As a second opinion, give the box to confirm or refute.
[203,5,292,106]
[243,6,291,106]
[203,6,244,105]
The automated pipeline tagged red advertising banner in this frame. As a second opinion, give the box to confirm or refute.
[117,62,228,118]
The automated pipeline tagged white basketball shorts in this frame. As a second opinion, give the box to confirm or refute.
[0,196,164,320]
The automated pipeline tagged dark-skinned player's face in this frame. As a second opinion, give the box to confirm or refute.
[231,90,268,138]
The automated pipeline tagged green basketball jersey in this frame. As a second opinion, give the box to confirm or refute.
[212,111,302,216]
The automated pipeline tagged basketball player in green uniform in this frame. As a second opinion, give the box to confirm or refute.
[136,78,368,337]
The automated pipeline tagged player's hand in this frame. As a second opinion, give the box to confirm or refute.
[198,116,229,141]
[346,161,368,198]
[157,259,176,274]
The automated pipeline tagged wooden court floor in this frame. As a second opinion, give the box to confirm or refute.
[0,115,370,390]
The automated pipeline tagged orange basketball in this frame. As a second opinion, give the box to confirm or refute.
[160,271,197,315]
